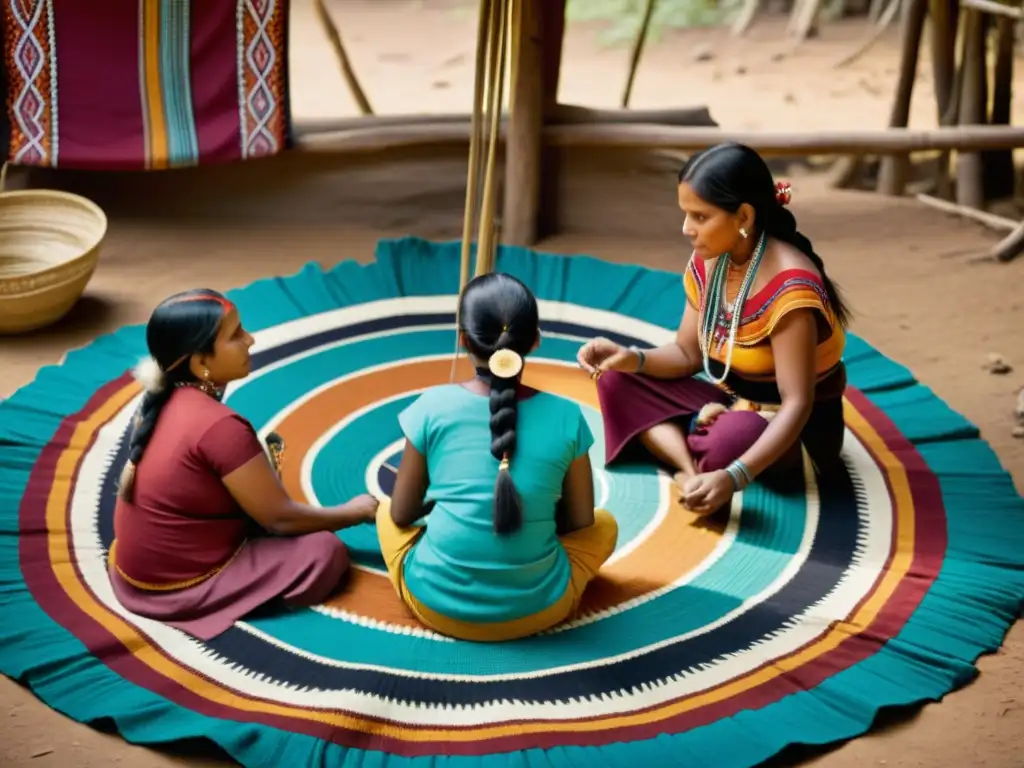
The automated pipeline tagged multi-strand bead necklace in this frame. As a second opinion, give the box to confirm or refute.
[698,230,767,386]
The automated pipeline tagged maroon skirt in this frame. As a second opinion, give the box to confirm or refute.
[595,370,844,474]
[110,531,350,640]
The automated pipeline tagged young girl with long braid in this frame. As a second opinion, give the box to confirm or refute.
[379,273,618,641]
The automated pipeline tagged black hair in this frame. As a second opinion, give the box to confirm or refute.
[678,142,850,327]
[458,272,540,535]
[118,289,229,501]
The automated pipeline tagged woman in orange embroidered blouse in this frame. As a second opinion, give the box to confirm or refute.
[577,143,850,516]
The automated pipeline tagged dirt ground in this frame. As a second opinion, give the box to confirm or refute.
[2,2,1023,766]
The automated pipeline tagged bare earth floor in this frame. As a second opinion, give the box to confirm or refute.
[1,3,1023,766]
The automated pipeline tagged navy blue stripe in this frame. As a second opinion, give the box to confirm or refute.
[248,312,652,370]
[97,311,863,705]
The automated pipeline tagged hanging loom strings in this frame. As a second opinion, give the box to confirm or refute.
[474,0,509,279]
[452,0,515,383]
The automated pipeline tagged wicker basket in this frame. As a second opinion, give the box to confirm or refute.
[0,179,108,335]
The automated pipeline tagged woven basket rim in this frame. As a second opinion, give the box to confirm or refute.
[0,188,108,286]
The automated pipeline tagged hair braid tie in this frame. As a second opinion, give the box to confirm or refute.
[774,181,792,206]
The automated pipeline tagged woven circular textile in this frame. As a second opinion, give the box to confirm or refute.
[1,237,1022,768]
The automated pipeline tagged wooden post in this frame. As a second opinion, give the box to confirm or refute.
[930,0,959,113]
[538,0,566,239]
[956,9,988,209]
[790,0,825,41]
[732,0,761,36]
[502,0,545,247]
[878,0,928,196]
[984,14,1015,199]
[541,0,564,113]
[501,0,544,246]
[930,0,959,198]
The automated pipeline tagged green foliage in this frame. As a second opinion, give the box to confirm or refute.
[566,0,742,44]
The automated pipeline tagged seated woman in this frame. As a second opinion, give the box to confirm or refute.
[378,273,619,642]
[577,142,850,516]
[108,289,378,639]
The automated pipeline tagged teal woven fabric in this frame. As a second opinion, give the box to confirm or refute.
[0,237,1021,768]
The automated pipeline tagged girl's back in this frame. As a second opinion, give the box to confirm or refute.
[398,384,593,623]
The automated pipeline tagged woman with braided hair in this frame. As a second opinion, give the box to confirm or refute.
[578,143,850,518]
[379,273,618,641]
[108,289,378,640]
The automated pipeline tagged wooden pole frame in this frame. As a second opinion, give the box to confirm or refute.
[312,0,374,116]
[293,122,1024,156]
[502,0,545,247]
[930,0,959,198]
[538,0,567,240]
[956,9,989,209]
[293,106,716,135]
[916,192,1019,231]
[985,12,1016,200]
[877,0,929,196]
[621,0,658,108]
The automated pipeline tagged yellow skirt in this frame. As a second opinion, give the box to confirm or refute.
[376,500,618,642]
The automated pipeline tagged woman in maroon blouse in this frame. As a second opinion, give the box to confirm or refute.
[108,289,378,639]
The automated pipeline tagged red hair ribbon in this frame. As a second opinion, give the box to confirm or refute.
[160,294,235,374]
[169,294,235,313]
[775,181,792,207]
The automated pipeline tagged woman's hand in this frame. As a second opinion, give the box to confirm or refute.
[576,337,638,376]
[695,402,728,428]
[680,471,734,517]
[224,455,380,535]
[341,493,380,525]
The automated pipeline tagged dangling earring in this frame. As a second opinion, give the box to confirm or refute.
[739,227,749,239]
[199,367,217,397]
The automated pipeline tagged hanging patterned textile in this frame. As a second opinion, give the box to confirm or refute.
[1,0,292,170]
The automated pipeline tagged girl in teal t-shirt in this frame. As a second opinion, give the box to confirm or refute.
[377,273,619,642]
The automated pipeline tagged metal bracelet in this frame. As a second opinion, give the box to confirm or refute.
[629,345,646,373]
[725,460,754,492]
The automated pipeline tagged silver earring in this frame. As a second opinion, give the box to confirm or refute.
[739,227,749,239]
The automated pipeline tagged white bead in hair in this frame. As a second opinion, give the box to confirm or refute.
[132,356,167,394]
[488,348,524,379]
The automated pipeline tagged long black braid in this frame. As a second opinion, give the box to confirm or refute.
[459,273,540,535]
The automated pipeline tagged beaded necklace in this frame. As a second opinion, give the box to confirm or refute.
[174,380,224,401]
[698,231,767,386]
